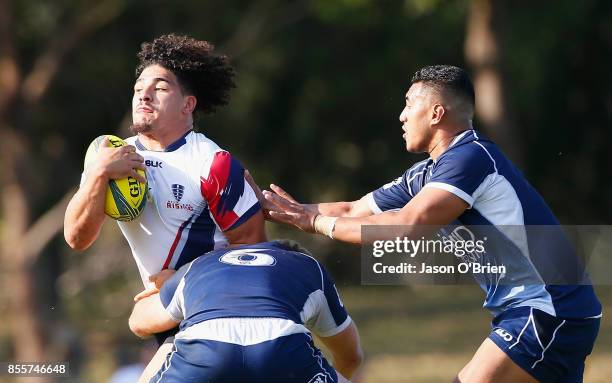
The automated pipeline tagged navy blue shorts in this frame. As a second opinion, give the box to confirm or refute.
[488,306,600,382]
[150,333,338,383]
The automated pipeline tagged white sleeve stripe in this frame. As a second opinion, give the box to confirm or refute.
[317,316,352,338]
[365,192,383,214]
[165,260,197,321]
[424,182,475,207]
[233,181,259,216]
[317,262,324,292]
[301,254,325,291]
[164,307,183,323]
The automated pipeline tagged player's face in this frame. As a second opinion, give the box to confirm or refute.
[399,82,435,153]
[132,65,190,133]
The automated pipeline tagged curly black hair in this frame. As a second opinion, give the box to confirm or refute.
[411,65,475,109]
[135,34,235,115]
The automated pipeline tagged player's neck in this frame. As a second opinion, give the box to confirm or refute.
[138,124,192,151]
[428,122,473,160]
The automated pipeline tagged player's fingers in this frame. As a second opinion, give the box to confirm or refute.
[134,287,159,302]
[126,152,144,162]
[263,191,296,211]
[151,269,176,288]
[131,169,147,183]
[131,158,146,168]
[261,200,284,220]
[268,210,295,225]
[270,184,298,204]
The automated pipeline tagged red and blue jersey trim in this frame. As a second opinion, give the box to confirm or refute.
[200,151,259,231]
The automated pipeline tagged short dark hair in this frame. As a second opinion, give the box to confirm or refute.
[135,34,235,115]
[411,65,475,109]
[273,239,313,257]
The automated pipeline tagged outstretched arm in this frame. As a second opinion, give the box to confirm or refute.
[264,187,468,244]
[243,170,374,219]
[271,183,374,218]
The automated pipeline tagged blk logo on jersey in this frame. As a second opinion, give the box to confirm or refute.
[172,184,185,202]
[145,159,163,168]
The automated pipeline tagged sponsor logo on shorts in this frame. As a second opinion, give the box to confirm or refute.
[308,373,327,383]
[493,327,513,342]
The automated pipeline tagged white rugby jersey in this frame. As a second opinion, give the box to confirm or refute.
[117,130,260,286]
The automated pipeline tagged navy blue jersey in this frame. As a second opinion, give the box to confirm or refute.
[365,130,601,319]
[159,241,350,337]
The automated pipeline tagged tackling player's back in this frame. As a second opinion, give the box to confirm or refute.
[159,241,351,337]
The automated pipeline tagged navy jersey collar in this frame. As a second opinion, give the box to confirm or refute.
[449,129,476,148]
[135,130,192,152]
[431,129,476,164]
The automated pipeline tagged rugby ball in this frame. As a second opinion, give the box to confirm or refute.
[84,135,147,221]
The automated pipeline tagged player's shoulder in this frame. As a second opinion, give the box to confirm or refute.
[391,158,430,186]
[189,131,224,156]
[438,131,497,171]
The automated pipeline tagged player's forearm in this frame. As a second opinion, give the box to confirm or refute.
[310,202,351,216]
[312,200,369,218]
[63,169,109,250]
[328,210,422,244]
[332,352,363,379]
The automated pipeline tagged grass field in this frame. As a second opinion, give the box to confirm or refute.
[332,285,612,382]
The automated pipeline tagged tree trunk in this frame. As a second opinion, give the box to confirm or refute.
[465,0,522,164]
[0,129,50,383]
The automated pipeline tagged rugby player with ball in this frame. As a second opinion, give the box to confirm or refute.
[64,34,266,381]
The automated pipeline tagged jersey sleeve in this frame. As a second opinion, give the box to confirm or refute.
[424,145,496,207]
[200,151,261,232]
[159,263,192,322]
[302,264,351,338]
[366,171,413,213]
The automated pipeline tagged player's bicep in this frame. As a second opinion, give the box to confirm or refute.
[224,208,266,245]
[316,321,361,360]
[397,187,469,225]
[129,294,179,338]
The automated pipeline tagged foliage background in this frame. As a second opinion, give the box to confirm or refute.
[0,0,611,381]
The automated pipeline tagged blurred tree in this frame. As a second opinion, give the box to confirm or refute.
[0,0,125,375]
[465,0,521,163]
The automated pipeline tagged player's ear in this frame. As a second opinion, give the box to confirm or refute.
[183,95,197,114]
[431,103,445,125]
